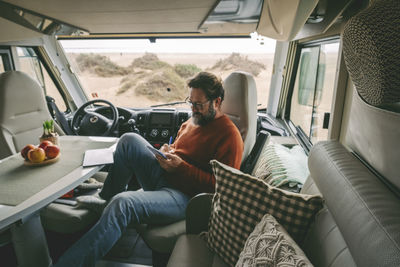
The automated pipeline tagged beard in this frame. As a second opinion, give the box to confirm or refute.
[192,104,216,126]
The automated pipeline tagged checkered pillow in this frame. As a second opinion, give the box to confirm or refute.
[207,160,323,266]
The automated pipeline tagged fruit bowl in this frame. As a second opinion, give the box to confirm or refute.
[24,154,61,166]
[21,140,61,166]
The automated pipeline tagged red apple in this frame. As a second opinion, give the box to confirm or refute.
[45,145,60,159]
[21,144,36,160]
[28,147,46,163]
[39,140,53,150]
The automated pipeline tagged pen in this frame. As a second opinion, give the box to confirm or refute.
[168,136,173,149]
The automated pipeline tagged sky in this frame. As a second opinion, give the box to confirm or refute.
[60,33,276,54]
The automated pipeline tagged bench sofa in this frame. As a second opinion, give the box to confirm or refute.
[167,139,400,267]
[167,0,400,266]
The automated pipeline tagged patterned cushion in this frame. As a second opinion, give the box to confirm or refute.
[343,0,400,107]
[251,144,309,190]
[236,214,313,267]
[207,160,323,266]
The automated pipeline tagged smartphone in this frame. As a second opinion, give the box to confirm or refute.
[147,145,167,159]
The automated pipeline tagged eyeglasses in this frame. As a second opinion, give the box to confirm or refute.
[185,97,211,110]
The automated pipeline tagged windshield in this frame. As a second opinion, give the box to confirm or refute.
[60,35,276,109]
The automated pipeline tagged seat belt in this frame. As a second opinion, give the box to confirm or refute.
[46,96,74,135]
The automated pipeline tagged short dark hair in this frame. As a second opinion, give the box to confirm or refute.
[188,72,224,101]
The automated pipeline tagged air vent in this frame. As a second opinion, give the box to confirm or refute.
[178,113,189,124]
[137,114,145,124]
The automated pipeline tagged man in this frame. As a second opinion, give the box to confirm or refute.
[55,72,243,266]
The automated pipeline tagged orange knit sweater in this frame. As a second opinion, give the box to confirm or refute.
[166,114,243,197]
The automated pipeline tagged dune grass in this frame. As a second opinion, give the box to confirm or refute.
[208,53,265,77]
[76,52,265,102]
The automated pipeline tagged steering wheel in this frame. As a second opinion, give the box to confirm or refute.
[71,99,119,136]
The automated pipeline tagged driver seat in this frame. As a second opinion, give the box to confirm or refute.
[136,71,258,266]
[0,71,106,235]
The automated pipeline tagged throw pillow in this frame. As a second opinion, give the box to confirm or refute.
[251,144,309,190]
[207,160,323,266]
[236,214,313,267]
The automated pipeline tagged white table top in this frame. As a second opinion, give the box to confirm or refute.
[0,136,117,231]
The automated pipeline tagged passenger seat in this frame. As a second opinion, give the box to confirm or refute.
[0,71,104,235]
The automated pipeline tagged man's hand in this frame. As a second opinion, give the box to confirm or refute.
[159,144,172,154]
[155,151,182,172]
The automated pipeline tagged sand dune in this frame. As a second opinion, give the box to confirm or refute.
[68,53,275,108]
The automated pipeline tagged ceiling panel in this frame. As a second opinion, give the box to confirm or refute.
[3,0,217,33]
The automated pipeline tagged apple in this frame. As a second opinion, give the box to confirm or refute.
[45,145,60,159]
[28,147,46,163]
[39,140,53,150]
[21,144,36,160]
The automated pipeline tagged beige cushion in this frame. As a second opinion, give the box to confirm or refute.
[345,89,400,190]
[40,172,108,234]
[206,160,323,266]
[135,220,186,254]
[167,235,228,267]
[237,214,313,267]
[40,204,98,234]
[309,141,400,266]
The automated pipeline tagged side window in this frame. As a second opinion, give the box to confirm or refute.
[0,48,14,73]
[289,41,340,144]
[16,47,67,111]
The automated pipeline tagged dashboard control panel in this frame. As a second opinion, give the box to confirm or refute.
[89,106,191,147]
[133,109,190,147]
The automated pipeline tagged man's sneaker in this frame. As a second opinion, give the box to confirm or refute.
[76,193,107,214]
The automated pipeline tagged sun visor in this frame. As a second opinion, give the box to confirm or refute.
[257,0,318,41]
[199,0,262,34]
[0,17,43,43]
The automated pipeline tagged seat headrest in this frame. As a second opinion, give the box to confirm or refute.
[222,71,258,162]
[343,0,400,107]
[0,71,52,157]
[0,71,49,122]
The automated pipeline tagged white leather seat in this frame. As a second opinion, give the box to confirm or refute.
[222,71,258,162]
[0,70,103,235]
[0,71,64,160]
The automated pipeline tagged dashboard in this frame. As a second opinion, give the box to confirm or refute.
[94,106,191,148]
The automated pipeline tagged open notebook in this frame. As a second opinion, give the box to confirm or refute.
[82,147,114,167]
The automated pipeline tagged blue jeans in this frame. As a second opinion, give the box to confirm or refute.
[55,133,190,267]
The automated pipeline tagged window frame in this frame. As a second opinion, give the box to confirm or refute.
[0,47,15,71]
[284,37,340,151]
[35,47,72,113]
[15,46,71,113]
